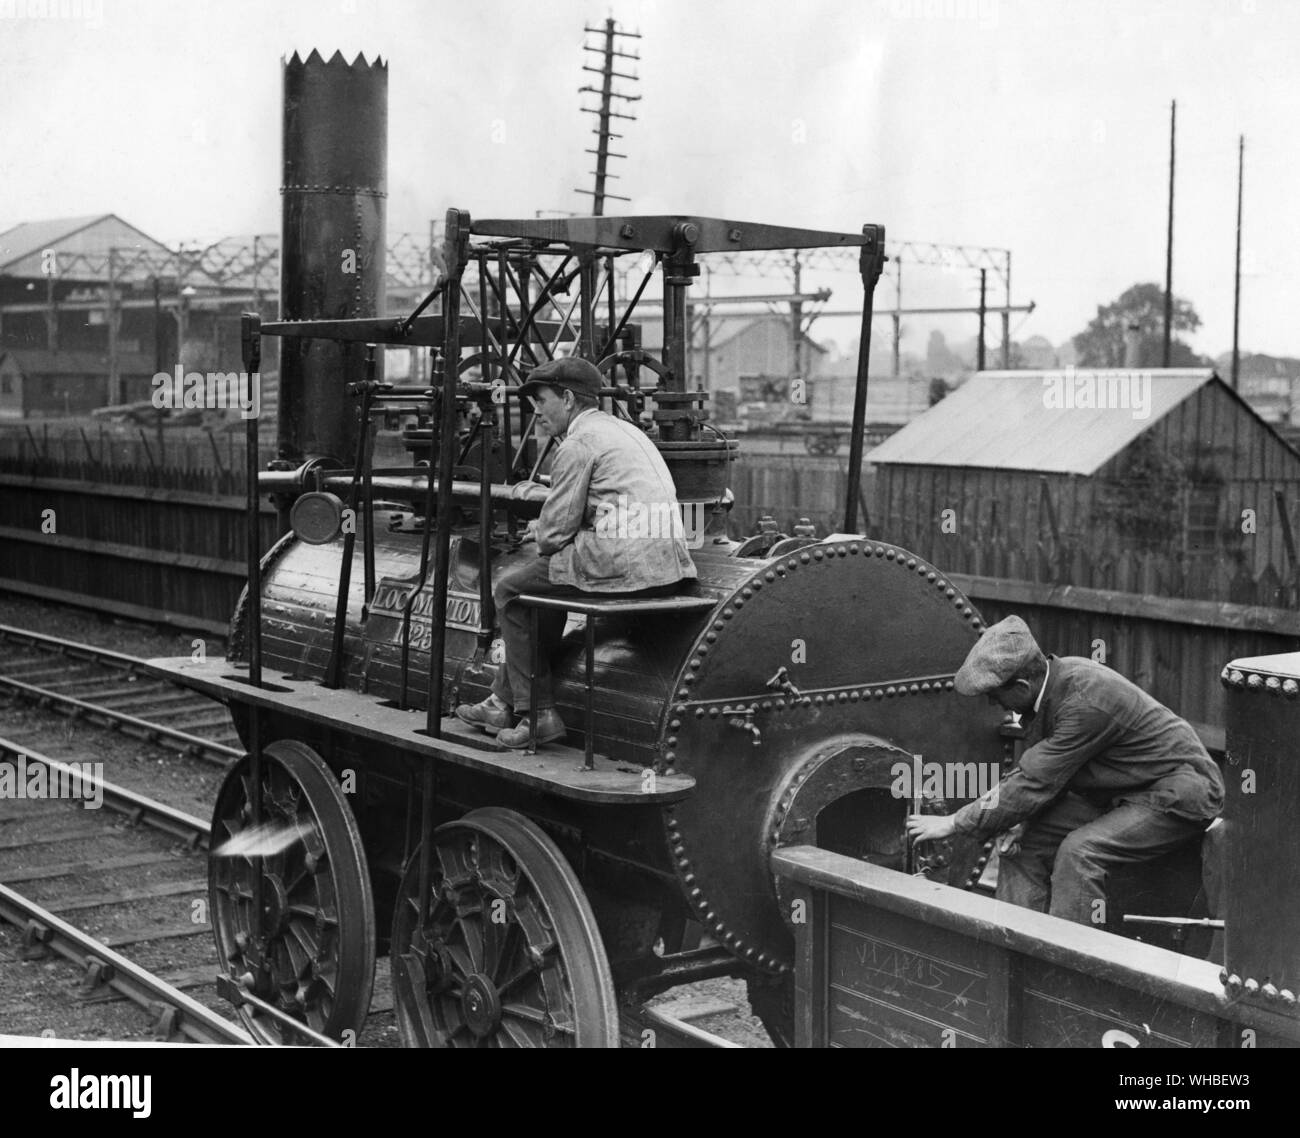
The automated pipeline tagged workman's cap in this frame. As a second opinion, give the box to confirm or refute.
[519,356,603,402]
[953,615,1042,695]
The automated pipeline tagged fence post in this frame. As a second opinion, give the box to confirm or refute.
[138,428,157,474]
[206,429,226,477]
[1274,489,1298,607]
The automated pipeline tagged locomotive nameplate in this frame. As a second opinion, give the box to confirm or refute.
[369,580,484,643]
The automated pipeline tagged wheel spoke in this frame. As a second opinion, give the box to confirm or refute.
[451,913,486,973]
[281,927,312,980]
[443,941,475,980]
[498,1018,536,1047]
[285,915,320,959]
[490,921,521,986]
[394,952,442,1047]
[389,812,616,1048]
[496,958,540,995]
[209,744,374,1046]
[500,1001,548,1025]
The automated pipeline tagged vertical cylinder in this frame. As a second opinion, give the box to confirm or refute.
[1123,322,1142,369]
[280,49,387,467]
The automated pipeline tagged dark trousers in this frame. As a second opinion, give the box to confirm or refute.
[488,553,677,712]
[996,792,1207,926]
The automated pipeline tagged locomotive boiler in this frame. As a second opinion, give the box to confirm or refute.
[149,52,1013,1047]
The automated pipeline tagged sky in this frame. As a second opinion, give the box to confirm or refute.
[2,0,1296,360]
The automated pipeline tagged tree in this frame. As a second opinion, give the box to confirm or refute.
[925,329,962,378]
[1072,283,1208,368]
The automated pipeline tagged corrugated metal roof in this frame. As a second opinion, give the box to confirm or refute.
[0,214,174,280]
[867,369,1216,475]
[0,216,109,267]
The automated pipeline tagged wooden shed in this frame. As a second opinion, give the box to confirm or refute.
[868,369,1300,606]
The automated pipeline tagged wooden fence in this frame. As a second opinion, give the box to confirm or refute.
[727,454,1300,738]
[874,464,1300,609]
[726,453,874,538]
[0,421,278,493]
[1,440,1297,738]
[0,424,280,633]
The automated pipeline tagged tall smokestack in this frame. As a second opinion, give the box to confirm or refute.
[1123,322,1142,369]
[279,50,387,468]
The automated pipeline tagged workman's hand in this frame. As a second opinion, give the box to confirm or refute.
[510,480,546,500]
[906,813,957,844]
[995,824,1024,858]
[520,519,539,543]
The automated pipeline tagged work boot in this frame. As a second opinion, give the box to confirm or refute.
[454,694,513,733]
[497,709,567,750]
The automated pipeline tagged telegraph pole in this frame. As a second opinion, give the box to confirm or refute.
[1231,134,1245,391]
[578,19,640,214]
[791,251,804,399]
[977,269,987,372]
[1163,99,1176,367]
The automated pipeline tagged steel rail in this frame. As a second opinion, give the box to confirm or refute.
[0,674,239,768]
[0,622,191,674]
[620,1004,742,1049]
[0,736,345,1047]
[0,622,240,698]
[0,735,210,848]
[0,881,250,1045]
[0,737,245,1044]
[0,625,240,767]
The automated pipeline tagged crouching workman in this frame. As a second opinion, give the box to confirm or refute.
[906,616,1224,927]
[456,356,697,749]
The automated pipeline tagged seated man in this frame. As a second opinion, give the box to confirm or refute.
[906,616,1224,927]
[456,356,696,749]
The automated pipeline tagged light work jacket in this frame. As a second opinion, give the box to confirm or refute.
[533,408,697,592]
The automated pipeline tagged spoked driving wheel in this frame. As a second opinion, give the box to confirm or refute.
[209,740,375,1044]
[391,807,619,1048]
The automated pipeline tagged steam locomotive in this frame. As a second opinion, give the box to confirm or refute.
[151,191,1029,1046]
[146,54,1247,1049]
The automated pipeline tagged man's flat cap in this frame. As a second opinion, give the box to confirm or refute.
[519,356,603,401]
[954,615,1041,695]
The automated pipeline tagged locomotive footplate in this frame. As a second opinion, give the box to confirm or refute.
[145,656,693,804]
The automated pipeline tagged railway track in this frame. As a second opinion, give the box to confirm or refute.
[0,736,248,1044]
[0,623,241,768]
[0,619,745,1047]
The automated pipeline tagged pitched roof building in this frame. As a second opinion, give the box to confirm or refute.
[869,369,1300,607]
